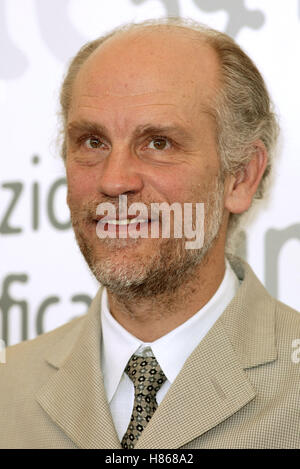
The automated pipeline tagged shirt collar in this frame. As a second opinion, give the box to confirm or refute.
[101,290,142,402]
[101,258,240,402]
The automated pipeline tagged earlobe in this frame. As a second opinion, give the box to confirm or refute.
[224,173,247,215]
[224,140,268,215]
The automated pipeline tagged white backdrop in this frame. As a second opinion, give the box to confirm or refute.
[1,0,300,347]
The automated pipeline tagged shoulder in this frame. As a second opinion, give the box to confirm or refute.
[0,317,86,448]
[275,299,300,324]
[0,315,85,389]
[274,300,300,357]
[6,314,84,357]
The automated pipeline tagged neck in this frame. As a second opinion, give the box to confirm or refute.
[107,241,226,342]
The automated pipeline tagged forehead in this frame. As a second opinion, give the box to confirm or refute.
[71,28,220,115]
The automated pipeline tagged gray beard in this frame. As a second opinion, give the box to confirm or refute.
[71,179,224,302]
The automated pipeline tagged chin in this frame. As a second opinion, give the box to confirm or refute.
[90,258,150,292]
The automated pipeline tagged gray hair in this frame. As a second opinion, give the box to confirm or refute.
[59,17,279,239]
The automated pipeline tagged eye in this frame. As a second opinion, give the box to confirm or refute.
[148,137,171,151]
[84,136,103,149]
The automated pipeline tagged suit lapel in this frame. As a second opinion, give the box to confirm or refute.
[135,319,256,449]
[35,256,277,449]
[135,256,277,449]
[36,286,121,449]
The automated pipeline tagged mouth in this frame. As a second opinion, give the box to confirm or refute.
[93,215,159,237]
[96,217,149,226]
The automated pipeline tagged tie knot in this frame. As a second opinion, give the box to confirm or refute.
[125,354,167,398]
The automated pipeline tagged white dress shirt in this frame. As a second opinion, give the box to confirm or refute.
[100,258,240,441]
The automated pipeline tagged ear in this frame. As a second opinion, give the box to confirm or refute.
[224,140,268,215]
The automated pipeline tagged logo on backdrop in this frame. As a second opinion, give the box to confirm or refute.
[132,0,265,37]
[0,0,266,79]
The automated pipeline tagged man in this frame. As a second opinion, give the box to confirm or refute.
[0,18,299,449]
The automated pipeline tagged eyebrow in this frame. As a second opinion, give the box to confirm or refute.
[67,120,109,137]
[133,124,193,142]
[67,120,194,143]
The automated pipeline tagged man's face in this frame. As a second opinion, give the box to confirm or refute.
[66,29,226,298]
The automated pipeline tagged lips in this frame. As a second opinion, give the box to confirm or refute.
[102,218,149,225]
[93,214,158,225]
[93,212,160,239]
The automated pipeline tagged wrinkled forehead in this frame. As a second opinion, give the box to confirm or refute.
[72,28,221,111]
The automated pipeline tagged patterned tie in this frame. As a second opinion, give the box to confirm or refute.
[121,353,167,449]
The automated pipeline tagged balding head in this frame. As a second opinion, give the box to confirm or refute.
[75,25,220,101]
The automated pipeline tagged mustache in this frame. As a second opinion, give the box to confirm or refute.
[69,196,163,221]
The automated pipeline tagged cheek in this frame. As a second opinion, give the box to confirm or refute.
[151,172,186,202]
[153,167,207,203]
[66,166,99,205]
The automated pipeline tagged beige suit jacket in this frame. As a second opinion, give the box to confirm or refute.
[0,256,299,449]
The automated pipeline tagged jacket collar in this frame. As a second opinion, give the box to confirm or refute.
[36,256,277,449]
[221,254,277,369]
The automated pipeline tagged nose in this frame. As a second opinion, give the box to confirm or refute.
[97,146,144,198]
